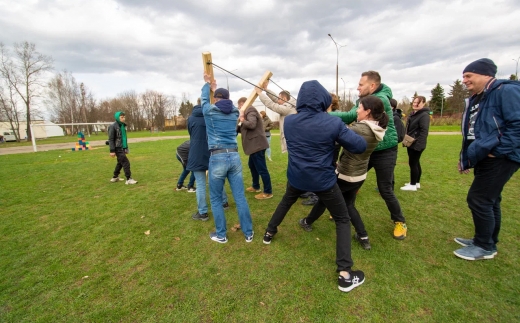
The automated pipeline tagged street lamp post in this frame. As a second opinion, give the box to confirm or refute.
[328,34,346,97]
[219,69,237,91]
[340,77,346,110]
[513,57,520,80]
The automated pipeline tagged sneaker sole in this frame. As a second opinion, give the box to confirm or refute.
[393,235,406,240]
[338,278,365,292]
[453,250,495,260]
[255,195,273,200]
[192,217,209,222]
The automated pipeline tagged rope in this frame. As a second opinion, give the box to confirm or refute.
[208,62,296,107]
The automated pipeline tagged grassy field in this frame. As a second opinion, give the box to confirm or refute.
[1,135,519,322]
[0,125,460,149]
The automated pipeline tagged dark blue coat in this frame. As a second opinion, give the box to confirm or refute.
[460,79,520,170]
[187,105,210,171]
[284,80,367,191]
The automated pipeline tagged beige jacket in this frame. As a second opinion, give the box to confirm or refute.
[258,89,297,153]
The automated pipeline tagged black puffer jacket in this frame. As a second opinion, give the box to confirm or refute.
[405,108,430,151]
[108,121,123,152]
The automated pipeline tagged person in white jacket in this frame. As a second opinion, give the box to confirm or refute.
[255,80,296,153]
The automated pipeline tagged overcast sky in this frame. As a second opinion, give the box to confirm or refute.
[1,0,520,115]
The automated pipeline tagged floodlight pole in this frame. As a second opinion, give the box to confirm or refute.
[513,56,520,80]
[328,34,346,97]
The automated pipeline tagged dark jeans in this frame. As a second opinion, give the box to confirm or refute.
[266,182,353,272]
[368,146,405,223]
[248,149,272,194]
[176,155,195,187]
[306,179,367,237]
[407,148,424,185]
[114,149,131,179]
[467,157,519,251]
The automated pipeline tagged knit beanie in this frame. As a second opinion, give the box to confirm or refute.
[463,58,497,77]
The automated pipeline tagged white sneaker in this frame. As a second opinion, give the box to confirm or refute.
[400,184,417,191]
[404,182,420,189]
[110,177,123,183]
[125,178,138,185]
[268,157,272,161]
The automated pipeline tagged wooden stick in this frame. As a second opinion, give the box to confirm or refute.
[202,52,215,104]
[240,70,273,112]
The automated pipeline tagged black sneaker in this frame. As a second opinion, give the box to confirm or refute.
[299,192,313,199]
[192,211,209,221]
[338,270,365,292]
[355,234,371,250]
[302,195,319,206]
[298,218,312,232]
[187,186,196,193]
[223,202,229,210]
[263,232,274,245]
[176,184,187,191]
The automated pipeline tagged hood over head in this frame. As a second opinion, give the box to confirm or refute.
[215,99,234,114]
[296,80,331,113]
[114,111,125,124]
[191,104,203,117]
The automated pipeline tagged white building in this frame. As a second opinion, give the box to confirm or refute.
[0,120,64,139]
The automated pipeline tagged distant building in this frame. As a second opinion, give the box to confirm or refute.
[0,120,64,139]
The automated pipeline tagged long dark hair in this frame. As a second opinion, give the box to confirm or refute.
[359,96,389,129]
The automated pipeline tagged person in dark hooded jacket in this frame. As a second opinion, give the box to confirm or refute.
[262,80,367,293]
[187,99,229,221]
[108,111,137,185]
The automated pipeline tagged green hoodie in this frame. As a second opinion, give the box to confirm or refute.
[329,83,397,151]
[115,111,128,149]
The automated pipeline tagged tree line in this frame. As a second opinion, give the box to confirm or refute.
[0,42,195,141]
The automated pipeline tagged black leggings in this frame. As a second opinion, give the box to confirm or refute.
[407,148,424,185]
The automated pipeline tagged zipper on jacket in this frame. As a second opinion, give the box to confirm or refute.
[492,116,502,137]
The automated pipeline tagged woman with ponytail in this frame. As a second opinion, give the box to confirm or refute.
[299,95,388,250]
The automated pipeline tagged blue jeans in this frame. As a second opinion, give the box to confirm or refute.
[467,157,519,251]
[176,155,195,187]
[367,146,405,223]
[266,135,271,159]
[193,171,228,215]
[248,149,272,194]
[208,152,253,238]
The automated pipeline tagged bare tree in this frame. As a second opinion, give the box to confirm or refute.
[0,42,53,140]
[0,87,22,141]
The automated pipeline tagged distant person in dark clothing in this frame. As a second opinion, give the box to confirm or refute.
[390,98,405,144]
[401,96,430,191]
[175,140,195,192]
[259,111,273,161]
[108,111,137,185]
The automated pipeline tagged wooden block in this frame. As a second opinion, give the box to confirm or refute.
[240,70,273,112]
[202,52,215,104]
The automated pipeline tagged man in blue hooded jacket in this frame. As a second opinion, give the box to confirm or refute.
[187,98,229,221]
[454,58,520,261]
[263,80,367,292]
[108,111,137,185]
[201,74,254,243]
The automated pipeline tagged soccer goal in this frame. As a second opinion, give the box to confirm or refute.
[29,122,113,152]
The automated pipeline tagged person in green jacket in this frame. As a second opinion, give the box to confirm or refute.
[330,71,407,240]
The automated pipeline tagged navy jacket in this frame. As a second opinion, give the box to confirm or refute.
[284,80,367,191]
[460,79,520,170]
[187,105,210,171]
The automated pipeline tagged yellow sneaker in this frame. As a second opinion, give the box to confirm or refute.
[393,222,407,240]
[255,192,273,200]
[246,187,261,193]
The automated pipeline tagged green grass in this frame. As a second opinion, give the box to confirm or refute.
[1,136,519,322]
[429,125,460,132]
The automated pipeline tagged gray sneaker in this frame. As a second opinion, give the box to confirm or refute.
[298,218,312,232]
[192,212,209,221]
[110,177,123,183]
[454,237,474,247]
[453,245,495,261]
